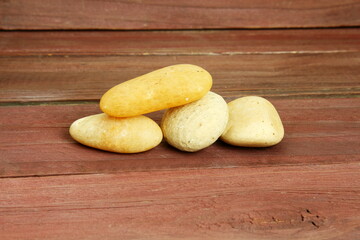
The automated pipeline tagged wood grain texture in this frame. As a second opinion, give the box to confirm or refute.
[0,29,359,103]
[1,98,359,178]
[1,29,359,56]
[1,26,360,239]
[0,52,359,102]
[1,0,360,30]
[1,163,359,239]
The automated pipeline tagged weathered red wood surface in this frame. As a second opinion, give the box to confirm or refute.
[0,27,360,239]
[1,29,359,56]
[1,53,359,102]
[1,0,360,30]
[1,163,360,240]
[1,98,359,178]
[0,29,359,103]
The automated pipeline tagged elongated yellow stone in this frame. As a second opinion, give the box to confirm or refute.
[69,113,163,153]
[100,64,212,117]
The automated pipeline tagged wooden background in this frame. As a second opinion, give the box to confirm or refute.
[1,1,360,239]
[1,0,360,30]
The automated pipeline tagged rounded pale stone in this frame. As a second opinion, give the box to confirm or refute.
[161,91,229,152]
[221,96,284,147]
[69,113,163,153]
[100,64,212,117]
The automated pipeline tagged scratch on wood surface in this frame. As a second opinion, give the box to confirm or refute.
[119,49,356,56]
[220,49,356,56]
[4,49,354,57]
[194,208,326,233]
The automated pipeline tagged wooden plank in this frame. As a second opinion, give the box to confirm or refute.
[0,52,359,103]
[1,29,360,56]
[1,98,359,178]
[0,163,359,239]
[1,0,360,30]
[1,29,359,102]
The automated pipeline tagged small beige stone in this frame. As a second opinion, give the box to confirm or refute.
[221,96,284,147]
[69,113,163,153]
[161,91,229,152]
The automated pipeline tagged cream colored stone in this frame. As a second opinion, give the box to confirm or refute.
[69,113,162,153]
[161,91,228,152]
[221,96,284,147]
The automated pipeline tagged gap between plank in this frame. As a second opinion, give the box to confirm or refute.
[1,26,359,32]
[0,100,99,107]
[0,92,359,107]
[0,162,356,180]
